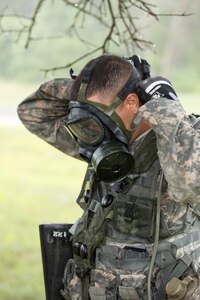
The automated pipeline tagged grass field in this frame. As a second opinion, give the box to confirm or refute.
[0,81,199,300]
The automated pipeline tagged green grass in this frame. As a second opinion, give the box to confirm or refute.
[0,126,86,300]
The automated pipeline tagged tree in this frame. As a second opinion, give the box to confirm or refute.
[0,0,191,75]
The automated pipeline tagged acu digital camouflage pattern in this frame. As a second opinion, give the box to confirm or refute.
[17,78,200,299]
[138,98,200,203]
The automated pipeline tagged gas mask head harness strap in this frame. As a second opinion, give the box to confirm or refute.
[63,57,141,182]
[76,57,141,117]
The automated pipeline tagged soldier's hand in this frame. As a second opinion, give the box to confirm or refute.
[128,55,151,80]
[135,76,178,104]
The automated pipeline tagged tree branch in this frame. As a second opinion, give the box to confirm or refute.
[24,0,46,48]
[0,0,193,74]
[40,46,103,75]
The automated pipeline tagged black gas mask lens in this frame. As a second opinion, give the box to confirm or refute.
[67,116,104,146]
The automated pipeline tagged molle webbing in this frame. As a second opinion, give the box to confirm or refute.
[73,130,161,269]
[72,180,114,270]
[111,158,161,240]
[71,130,162,299]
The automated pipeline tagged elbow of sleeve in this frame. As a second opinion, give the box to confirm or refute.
[17,103,22,116]
[16,102,32,131]
[17,103,28,127]
[17,103,23,122]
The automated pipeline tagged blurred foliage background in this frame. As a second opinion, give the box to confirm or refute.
[0,0,199,299]
[0,0,200,92]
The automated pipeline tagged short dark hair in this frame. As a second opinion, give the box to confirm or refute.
[70,54,138,104]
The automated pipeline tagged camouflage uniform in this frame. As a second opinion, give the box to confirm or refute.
[17,78,200,300]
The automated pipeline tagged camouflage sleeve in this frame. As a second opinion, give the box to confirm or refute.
[17,78,81,160]
[137,98,200,203]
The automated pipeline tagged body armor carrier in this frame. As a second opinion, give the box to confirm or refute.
[71,116,200,269]
[71,131,165,273]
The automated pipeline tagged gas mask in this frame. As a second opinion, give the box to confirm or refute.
[63,57,142,183]
[63,100,134,183]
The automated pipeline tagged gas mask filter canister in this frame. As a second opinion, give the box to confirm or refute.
[92,141,133,182]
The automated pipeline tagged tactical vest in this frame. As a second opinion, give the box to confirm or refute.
[71,130,166,270]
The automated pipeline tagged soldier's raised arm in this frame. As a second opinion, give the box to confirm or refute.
[17,78,81,159]
[138,97,200,203]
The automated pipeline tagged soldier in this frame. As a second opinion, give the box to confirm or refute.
[17,54,200,300]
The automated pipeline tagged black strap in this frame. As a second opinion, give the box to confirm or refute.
[81,58,100,84]
[118,67,141,100]
[76,165,93,210]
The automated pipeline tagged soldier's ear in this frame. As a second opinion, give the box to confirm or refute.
[124,93,140,115]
